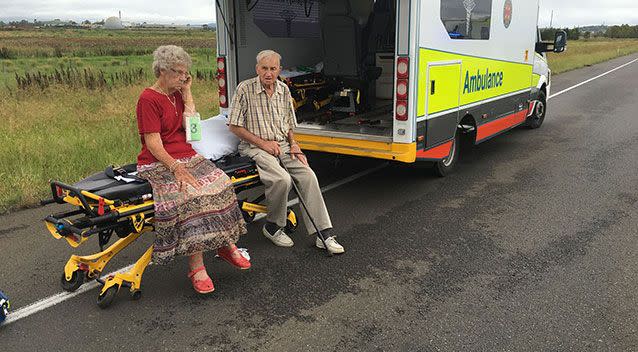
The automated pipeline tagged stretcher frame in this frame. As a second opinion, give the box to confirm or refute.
[42,156,297,308]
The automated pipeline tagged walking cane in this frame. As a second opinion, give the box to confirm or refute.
[278,154,333,257]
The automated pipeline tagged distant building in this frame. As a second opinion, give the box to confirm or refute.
[103,16,123,29]
[43,19,73,27]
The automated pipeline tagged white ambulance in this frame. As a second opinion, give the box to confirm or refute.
[214,0,566,175]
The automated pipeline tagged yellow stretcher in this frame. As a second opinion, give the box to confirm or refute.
[42,154,298,308]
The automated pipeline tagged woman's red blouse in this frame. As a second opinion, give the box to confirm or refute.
[136,88,196,165]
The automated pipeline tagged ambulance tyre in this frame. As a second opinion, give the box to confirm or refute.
[526,90,546,129]
[433,132,460,177]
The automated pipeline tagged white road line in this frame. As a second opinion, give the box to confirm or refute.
[3,264,134,326]
[549,58,638,100]
[4,162,389,326]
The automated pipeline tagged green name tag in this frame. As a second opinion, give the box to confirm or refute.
[185,113,202,141]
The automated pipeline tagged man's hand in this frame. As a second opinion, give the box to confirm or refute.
[260,140,281,156]
[289,143,308,166]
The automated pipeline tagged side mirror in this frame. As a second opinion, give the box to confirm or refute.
[535,30,568,54]
[553,30,567,53]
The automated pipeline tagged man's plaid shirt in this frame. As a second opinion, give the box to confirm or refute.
[228,76,297,148]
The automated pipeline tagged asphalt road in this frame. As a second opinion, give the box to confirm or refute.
[1,54,637,351]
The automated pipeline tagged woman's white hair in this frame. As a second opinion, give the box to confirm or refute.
[256,50,282,64]
[152,45,192,78]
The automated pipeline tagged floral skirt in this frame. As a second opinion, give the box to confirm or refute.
[137,155,246,265]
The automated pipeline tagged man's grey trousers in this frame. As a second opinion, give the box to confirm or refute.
[239,141,332,234]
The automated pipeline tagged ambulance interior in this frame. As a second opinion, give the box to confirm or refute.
[233,0,398,140]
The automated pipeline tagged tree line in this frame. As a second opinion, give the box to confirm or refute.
[541,25,638,41]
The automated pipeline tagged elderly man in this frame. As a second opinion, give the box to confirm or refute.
[228,50,344,254]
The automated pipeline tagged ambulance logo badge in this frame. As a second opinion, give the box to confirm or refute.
[503,0,513,28]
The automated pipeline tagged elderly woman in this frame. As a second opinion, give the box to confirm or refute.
[136,45,249,294]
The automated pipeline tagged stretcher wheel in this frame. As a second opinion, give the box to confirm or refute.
[130,290,142,300]
[97,286,118,309]
[286,209,298,233]
[60,271,84,292]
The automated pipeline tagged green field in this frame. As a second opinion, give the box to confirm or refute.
[0,28,218,90]
[548,38,638,74]
[0,29,219,212]
[1,29,638,213]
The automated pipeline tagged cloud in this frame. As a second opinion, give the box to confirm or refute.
[1,0,217,24]
[2,0,637,27]
[539,0,638,27]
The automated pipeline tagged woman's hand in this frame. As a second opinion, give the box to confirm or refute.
[180,74,193,92]
[173,163,200,192]
[180,75,196,115]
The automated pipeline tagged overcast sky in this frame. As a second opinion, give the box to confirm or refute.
[1,0,637,27]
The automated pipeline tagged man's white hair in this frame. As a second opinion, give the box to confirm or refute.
[152,45,192,78]
[256,50,282,64]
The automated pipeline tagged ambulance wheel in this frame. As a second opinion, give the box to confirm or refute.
[526,90,546,129]
[130,289,142,300]
[97,286,118,309]
[60,271,84,292]
[433,133,460,177]
[286,209,298,233]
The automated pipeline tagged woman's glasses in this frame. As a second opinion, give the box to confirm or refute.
[170,68,188,77]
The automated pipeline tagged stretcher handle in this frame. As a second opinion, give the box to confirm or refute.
[49,181,115,216]
[45,216,85,236]
[50,181,93,213]
[40,198,56,206]
[80,190,115,205]
[87,204,154,226]
[87,212,119,225]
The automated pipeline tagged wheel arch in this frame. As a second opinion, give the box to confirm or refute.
[540,83,547,95]
[458,113,478,145]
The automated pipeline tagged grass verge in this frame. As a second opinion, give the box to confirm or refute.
[0,80,219,213]
[548,38,638,74]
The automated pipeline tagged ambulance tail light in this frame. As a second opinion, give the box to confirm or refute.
[395,56,409,121]
[396,79,408,100]
[217,57,228,108]
[396,57,409,79]
[396,101,408,121]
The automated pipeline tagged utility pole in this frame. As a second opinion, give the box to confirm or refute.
[550,10,554,28]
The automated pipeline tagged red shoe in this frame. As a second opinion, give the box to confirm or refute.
[187,266,215,294]
[218,245,251,270]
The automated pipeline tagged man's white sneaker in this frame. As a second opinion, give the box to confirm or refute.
[316,236,345,254]
[262,226,294,247]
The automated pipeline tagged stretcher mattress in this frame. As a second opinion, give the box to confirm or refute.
[71,115,247,202]
[72,164,151,201]
[72,154,257,203]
